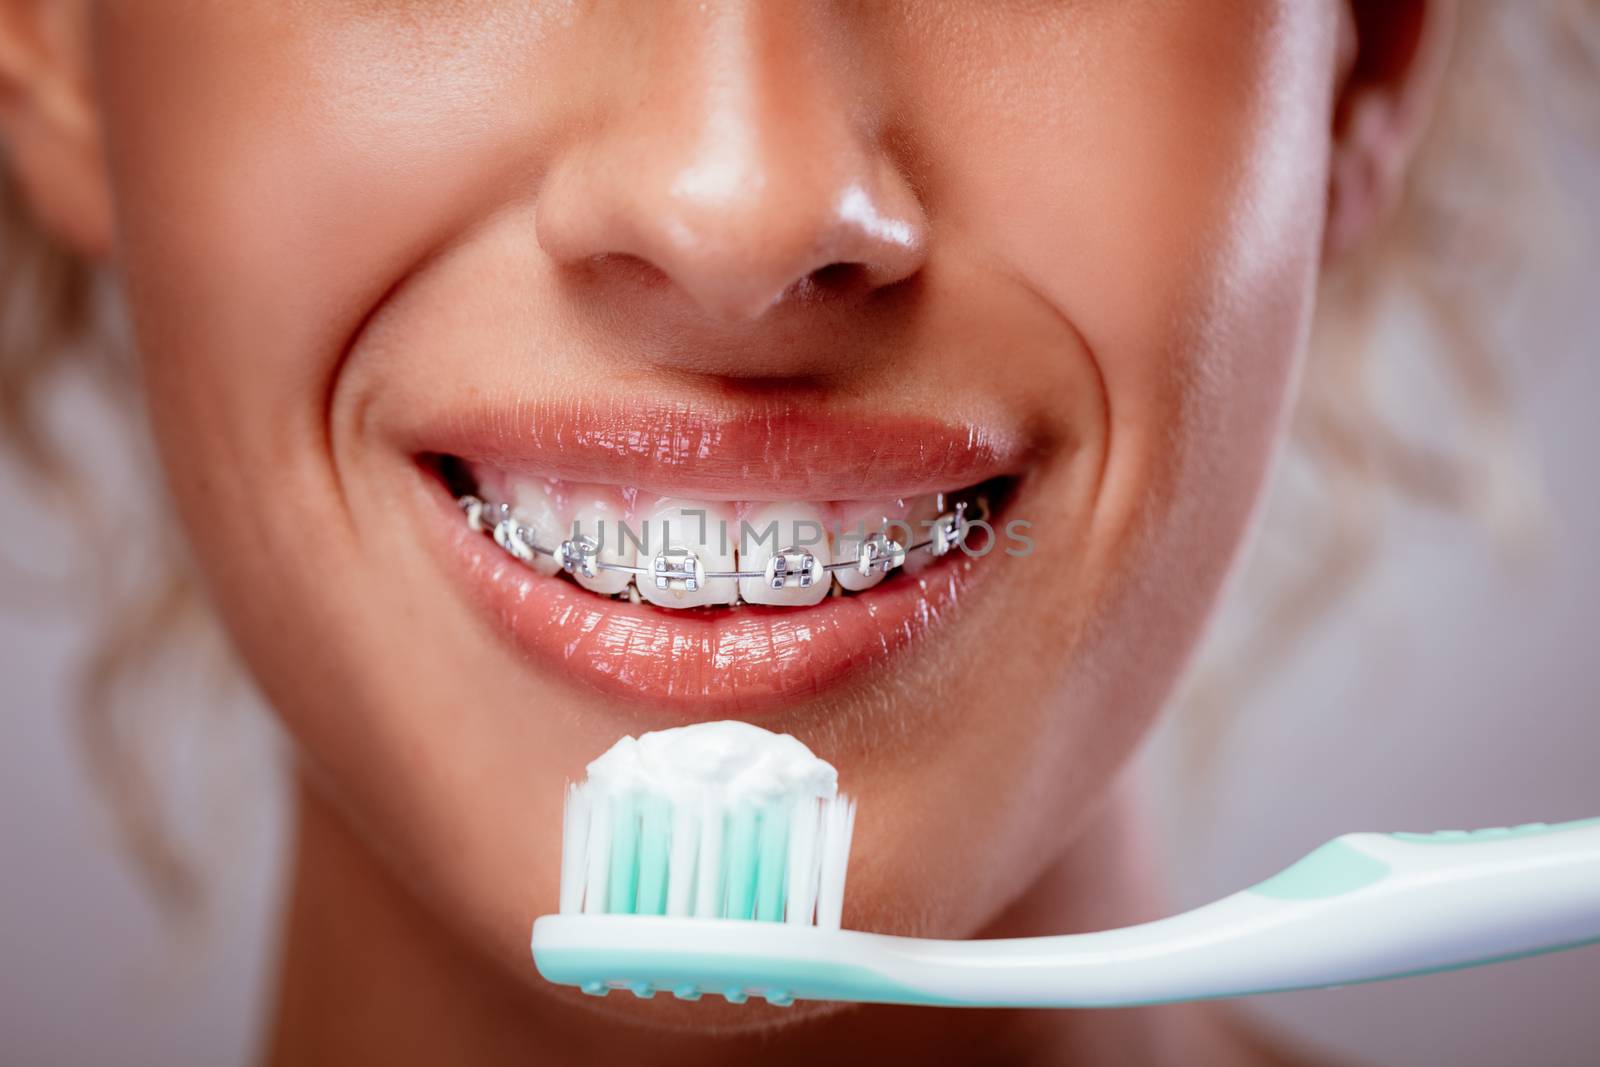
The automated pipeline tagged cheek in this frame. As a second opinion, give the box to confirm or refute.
[91,10,592,971]
[913,0,1336,599]
[877,2,1339,830]
[94,5,552,491]
[91,5,569,715]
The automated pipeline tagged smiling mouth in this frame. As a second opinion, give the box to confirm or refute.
[408,398,1034,714]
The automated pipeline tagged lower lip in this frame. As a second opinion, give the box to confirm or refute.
[423,479,987,717]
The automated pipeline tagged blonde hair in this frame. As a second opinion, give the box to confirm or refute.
[1,171,219,917]
[1,3,1596,916]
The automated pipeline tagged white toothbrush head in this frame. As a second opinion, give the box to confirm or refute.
[537,720,858,1004]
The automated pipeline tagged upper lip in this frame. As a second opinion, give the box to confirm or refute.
[410,394,1031,500]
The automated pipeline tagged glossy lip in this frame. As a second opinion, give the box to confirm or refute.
[411,397,1028,715]
[407,395,1029,500]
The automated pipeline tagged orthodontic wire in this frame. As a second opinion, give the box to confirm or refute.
[459,495,989,582]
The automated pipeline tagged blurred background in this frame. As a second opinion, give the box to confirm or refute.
[3,24,1598,1067]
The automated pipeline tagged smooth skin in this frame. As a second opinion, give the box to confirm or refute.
[0,2,1451,1064]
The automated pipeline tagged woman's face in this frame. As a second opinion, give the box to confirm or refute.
[88,0,1340,1019]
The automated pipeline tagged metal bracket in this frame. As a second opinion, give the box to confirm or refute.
[928,501,969,557]
[651,548,703,595]
[493,517,537,564]
[765,548,821,590]
[556,536,600,579]
[854,532,907,576]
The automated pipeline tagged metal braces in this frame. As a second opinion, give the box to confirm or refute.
[854,531,907,576]
[458,494,983,596]
[556,536,600,579]
[652,547,704,593]
[765,548,821,590]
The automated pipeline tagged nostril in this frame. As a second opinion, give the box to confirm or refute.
[809,262,864,290]
[787,261,876,303]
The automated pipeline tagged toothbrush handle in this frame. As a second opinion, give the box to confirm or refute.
[530,818,1600,1009]
[865,816,1600,1007]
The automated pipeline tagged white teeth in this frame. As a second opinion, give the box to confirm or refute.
[738,503,833,607]
[568,489,635,596]
[464,477,986,608]
[830,501,902,593]
[506,478,564,577]
[637,500,739,608]
[900,492,948,577]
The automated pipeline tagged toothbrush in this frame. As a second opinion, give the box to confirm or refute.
[532,743,1600,1007]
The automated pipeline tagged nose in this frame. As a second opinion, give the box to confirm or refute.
[535,6,928,328]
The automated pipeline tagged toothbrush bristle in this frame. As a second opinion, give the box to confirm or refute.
[558,781,856,927]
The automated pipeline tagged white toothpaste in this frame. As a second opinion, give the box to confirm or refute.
[584,719,838,807]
